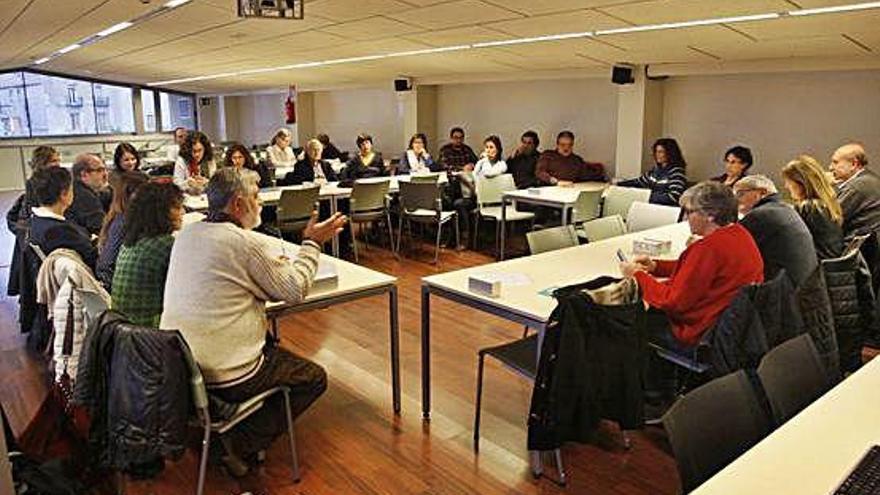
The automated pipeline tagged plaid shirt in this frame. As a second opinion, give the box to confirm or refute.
[438,143,478,172]
[111,235,174,328]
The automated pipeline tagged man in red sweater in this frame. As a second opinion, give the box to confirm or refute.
[620,181,764,348]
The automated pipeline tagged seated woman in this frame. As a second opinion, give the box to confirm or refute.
[782,155,844,260]
[619,181,764,349]
[340,133,386,184]
[96,171,149,291]
[618,138,688,206]
[397,133,438,174]
[457,135,507,243]
[278,138,338,186]
[173,131,216,195]
[112,182,184,327]
[267,128,296,169]
[111,142,146,179]
[28,166,98,271]
[713,145,753,187]
[225,143,272,188]
[316,133,343,161]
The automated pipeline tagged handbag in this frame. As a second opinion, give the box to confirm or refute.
[18,283,91,463]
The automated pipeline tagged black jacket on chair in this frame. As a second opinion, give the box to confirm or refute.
[740,194,818,288]
[706,270,803,376]
[795,267,840,383]
[822,250,878,374]
[74,311,190,471]
[528,277,647,451]
[277,159,338,186]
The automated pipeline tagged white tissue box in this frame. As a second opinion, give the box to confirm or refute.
[633,238,672,256]
[468,275,502,298]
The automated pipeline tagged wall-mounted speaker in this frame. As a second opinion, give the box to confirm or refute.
[394,77,412,92]
[611,65,635,85]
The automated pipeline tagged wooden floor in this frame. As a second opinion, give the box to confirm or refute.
[0,191,680,495]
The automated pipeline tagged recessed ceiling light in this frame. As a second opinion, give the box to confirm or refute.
[164,0,191,7]
[473,32,593,48]
[595,13,780,35]
[96,21,133,37]
[788,1,880,16]
[57,43,82,54]
[33,57,51,65]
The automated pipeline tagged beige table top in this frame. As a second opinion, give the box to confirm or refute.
[423,221,691,323]
[503,182,608,206]
[693,355,880,494]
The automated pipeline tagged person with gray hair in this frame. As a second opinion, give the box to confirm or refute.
[733,174,818,287]
[161,168,346,475]
[620,181,764,348]
[830,143,880,241]
[67,152,109,236]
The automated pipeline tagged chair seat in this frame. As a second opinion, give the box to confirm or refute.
[478,206,535,222]
[405,209,456,222]
[480,334,539,378]
[211,386,287,434]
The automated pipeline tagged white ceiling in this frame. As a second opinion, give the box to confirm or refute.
[0,0,878,94]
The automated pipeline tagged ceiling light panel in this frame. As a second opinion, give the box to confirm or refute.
[598,0,793,25]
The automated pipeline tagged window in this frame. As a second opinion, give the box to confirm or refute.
[0,72,30,138]
[93,83,134,134]
[160,91,195,131]
[24,72,96,136]
[141,89,157,133]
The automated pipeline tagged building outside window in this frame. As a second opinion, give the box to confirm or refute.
[141,89,157,133]
[93,82,134,134]
[24,72,96,136]
[0,72,30,138]
[160,91,195,131]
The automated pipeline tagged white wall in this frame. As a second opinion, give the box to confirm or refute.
[435,78,618,170]
[662,70,880,183]
[225,93,288,147]
[311,88,404,157]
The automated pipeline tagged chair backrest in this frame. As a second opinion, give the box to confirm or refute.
[399,181,442,213]
[76,288,110,329]
[526,225,579,255]
[579,215,626,242]
[845,232,871,256]
[28,242,48,262]
[410,173,440,184]
[626,201,682,233]
[350,180,389,214]
[571,189,603,224]
[757,334,829,426]
[602,185,651,219]
[663,370,770,493]
[175,333,210,413]
[474,173,516,207]
[277,186,320,223]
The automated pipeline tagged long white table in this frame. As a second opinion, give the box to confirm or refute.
[499,182,608,260]
[692,355,880,494]
[248,232,401,413]
[419,221,691,419]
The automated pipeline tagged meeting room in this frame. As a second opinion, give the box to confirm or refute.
[2,0,880,494]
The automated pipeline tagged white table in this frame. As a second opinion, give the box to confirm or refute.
[419,221,691,419]
[692,355,880,494]
[499,182,608,260]
[257,235,402,414]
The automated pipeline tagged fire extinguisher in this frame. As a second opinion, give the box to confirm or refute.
[285,85,296,124]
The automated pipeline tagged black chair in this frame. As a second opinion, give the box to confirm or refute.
[756,334,830,426]
[473,334,568,484]
[662,370,770,493]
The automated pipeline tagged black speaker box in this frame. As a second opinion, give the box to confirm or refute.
[612,65,635,85]
[394,78,412,91]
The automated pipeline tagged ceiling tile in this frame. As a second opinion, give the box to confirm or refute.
[491,9,627,37]
[317,15,424,41]
[598,0,793,24]
[481,0,641,16]
[400,25,512,47]
[0,0,106,65]
[697,35,872,60]
[388,0,524,31]
[307,0,419,22]
[733,10,880,40]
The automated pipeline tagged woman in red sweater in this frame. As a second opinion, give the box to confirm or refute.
[620,181,764,349]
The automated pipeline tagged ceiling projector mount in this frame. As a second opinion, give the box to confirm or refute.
[238,0,304,19]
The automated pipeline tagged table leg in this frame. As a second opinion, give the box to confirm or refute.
[389,287,401,414]
[499,197,507,260]
[421,285,431,419]
[561,204,569,226]
[329,196,340,257]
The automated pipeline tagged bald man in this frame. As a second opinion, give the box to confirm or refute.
[830,143,880,240]
[67,153,109,236]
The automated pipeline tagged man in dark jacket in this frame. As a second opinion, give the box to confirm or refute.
[67,153,109,236]
[506,130,541,189]
[831,143,880,240]
[735,174,818,288]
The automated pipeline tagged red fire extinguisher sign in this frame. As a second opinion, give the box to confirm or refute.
[285,85,297,124]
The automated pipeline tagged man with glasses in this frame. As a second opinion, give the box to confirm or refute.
[438,127,477,173]
[733,174,817,288]
[68,153,109,236]
[536,130,606,186]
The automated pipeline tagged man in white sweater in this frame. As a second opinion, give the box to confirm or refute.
[161,168,345,474]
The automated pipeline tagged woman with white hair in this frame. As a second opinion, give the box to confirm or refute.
[267,128,296,168]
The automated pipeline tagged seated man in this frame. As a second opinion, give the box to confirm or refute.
[830,143,880,240]
[535,130,606,186]
[160,168,346,474]
[506,130,541,189]
[620,181,764,348]
[734,175,818,288]
[67,153,109,236]
[438,126,478,173]
[28,166,98,271]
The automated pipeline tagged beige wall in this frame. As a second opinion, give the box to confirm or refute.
[435,78,618,170]
[662,70,880,183]
[311,88,403,158]
[224,93,289,147]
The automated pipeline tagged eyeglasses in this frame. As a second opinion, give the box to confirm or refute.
[734,188,755,198]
